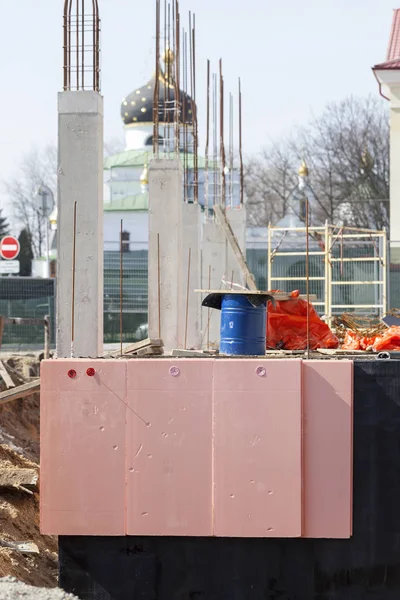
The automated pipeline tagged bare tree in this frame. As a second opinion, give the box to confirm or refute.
[245,95,390,230]
[4,145,57,258]
[4,137,126,258]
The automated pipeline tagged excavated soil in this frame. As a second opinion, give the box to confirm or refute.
[0,357,59,590]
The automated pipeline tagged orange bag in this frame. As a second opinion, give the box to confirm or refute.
[267,290,339,350]
[373,326,400,351]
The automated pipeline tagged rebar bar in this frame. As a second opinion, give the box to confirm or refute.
[120,219,123,358]
[220,59,226,208]
[205,59,210,213]
[153,0,161,155]
[239,77,244,206]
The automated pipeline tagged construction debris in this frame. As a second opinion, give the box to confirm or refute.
[0,357,58,587]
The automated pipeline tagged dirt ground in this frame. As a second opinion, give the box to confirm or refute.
[0,356,58,588]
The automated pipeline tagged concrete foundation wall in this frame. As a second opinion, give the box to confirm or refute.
[56,91,104,358]
[56,359,400,600]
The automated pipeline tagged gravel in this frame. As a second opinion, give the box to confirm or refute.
[0,578,79,599]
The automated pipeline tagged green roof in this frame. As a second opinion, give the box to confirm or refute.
[104,149,214,170]
[104,194,148,211]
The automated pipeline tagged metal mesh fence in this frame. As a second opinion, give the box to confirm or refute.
[0,278,55,350]
[103,247,148,344]
[0,234,396,348]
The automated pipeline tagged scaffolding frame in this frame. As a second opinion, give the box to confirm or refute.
[267,223,388,326]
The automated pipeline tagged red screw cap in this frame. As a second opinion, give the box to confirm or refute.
[86,367,96,377]
[68,369,77,379]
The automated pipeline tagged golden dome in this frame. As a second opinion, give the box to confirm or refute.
[140,164,149,186]
[162,47,175,65]
[298,160,309,177]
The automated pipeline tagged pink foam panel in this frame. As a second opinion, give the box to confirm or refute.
[303,360,353,538]
[40,359,127,535]
[213,360,303,537]
[126,359,214,536]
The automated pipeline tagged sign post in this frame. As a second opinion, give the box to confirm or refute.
[0,236,20,277]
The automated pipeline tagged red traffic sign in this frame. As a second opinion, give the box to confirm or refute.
[0,236,20,260]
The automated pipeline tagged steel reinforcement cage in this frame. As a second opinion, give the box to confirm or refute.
[63,0,101,92]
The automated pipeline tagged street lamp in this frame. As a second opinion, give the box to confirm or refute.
[34,185,55,278]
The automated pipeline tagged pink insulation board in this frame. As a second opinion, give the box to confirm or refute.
[303,360,353,538]
[40,360,126,535]
[126,360,213,536]
[213,360,303,537]
[40,358,353,538]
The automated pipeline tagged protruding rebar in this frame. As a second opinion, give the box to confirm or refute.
[120,219,124,358]
[220,59,226,208]
[205,59,210,213]
[239,77,244,206]
[153,0,161,155]
[229,92,234,207]
[71,201,77,358]
[63,0,100,91]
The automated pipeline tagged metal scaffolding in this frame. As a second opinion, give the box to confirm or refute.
[267,223,388,326]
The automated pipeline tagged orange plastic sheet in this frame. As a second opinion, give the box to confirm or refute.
[267,290,339,351]
[342,327,400,352]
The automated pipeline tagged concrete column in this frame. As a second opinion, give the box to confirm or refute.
[148,159,182,352]
[201,219,226,350]
[56,91,104,358]
[180,203,202,350]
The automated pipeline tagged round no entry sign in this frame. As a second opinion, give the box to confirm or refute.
[0,236,20,260]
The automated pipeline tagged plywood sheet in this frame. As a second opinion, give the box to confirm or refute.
[303,360,353,538]
[40,360,126,535]
[213,359,303,537]
[126,359,213,536]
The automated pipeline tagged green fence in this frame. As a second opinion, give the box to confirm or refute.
[0,278,55,349]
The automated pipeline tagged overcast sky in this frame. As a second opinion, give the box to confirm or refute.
[0,0,396,224]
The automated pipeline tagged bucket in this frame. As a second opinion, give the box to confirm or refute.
[220,294,266,356]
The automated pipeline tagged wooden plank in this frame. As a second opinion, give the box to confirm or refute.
[0,468,38,491]
[106,338,163,358]
[0,540,39,555]
[0,380,40,406]
[136,346,164,357]
[172,349,208,357]
[214,205,258,291]
[0,361,15,389]
[195,289,290,301]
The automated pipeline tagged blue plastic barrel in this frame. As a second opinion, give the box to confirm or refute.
[220,294,266,356]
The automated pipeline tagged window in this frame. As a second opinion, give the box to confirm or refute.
[121,231,130,253]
